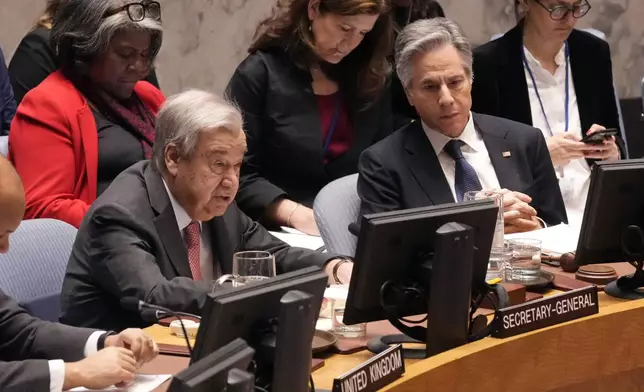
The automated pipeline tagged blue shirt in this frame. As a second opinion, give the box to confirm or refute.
[0,47,17,136]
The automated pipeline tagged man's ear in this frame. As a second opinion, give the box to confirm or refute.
[404,86,415,107]
[164,144,181,176]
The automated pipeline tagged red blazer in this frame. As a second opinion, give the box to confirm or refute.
[9,70,165,228]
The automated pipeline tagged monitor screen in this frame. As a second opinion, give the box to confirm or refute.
[343,199,498,325]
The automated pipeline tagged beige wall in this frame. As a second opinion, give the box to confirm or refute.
[1,0,642,97]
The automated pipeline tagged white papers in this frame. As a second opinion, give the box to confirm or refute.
[70,374,171,392]
[269,228,325,251]
[504,223,580,254]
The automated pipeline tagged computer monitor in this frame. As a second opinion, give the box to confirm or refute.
[192,266,328,392]
[575,159,644,298]
[168,338,255,392]
[343,200,499,357]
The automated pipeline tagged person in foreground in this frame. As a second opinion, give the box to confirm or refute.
[471,0,621,225]
[357,18,567,233]
[60,90,353,332]
[0,156,158,392]
[9,0,165,228]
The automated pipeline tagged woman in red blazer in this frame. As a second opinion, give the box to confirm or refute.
[9,0,165,228]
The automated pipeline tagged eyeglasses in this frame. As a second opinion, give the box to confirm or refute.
[104,1,161,22]
[533,0,591,20]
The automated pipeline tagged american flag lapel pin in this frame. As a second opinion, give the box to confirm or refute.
[502,151,511,158]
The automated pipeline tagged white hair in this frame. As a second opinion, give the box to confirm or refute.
[394,18,473,88]
[152,90,244,173]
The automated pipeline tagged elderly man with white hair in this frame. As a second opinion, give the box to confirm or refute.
[60,89,353,331]
[357,18,567,232]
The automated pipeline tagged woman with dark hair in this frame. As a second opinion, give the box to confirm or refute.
[226,0,394,235]
[471,0,621,225]
[9,0,165,228]
[8,0,160,106]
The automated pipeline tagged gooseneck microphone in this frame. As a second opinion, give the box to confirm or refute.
[120,297,200,357]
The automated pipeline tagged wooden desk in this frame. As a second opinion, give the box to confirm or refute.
[141,291,642,391]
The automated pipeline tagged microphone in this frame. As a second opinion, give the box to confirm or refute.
[120,297,199,357]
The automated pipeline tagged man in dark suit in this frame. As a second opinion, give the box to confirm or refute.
[61,90,353,331]
[358,18,567,232]
[0,155,158,391]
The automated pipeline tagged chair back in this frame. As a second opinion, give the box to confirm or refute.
[0,219,77,321]
[313,174,360,256]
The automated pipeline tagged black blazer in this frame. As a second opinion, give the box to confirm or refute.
[60,161,335,331]
[9,26,160,106]
[226,48,393,221]
[357,113,567,226]
[0,290,96,391]
[471,24,620,140]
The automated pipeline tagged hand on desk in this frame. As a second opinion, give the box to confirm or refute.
[267,198,320,236]
[63,347,137,390]
[105,328,159,367]
[498,189,541,234]
[62,329,158,390]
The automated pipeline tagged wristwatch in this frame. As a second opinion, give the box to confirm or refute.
[97,331,117,350]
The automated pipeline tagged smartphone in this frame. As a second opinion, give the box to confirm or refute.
[581,128,618,144]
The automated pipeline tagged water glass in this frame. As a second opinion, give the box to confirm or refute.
[463,190,504,248]
[464,190,505,280]
[507,239,542,281]
[488,246,511,281]
[213,251,276,291]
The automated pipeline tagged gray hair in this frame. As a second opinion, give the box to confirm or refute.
[152,90,244,173]
[51,0,162,76]
[395,18,473,88]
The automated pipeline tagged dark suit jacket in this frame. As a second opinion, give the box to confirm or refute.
[8,26,160,107]
[0,290,95,391]
[358,113,567,227]
[471,23,620,142]
[0,47,16,136]
[60,161,335,331]
[226,48,393,221]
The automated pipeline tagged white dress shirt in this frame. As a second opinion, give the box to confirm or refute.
[163,181,218,281]
[422,112,501,201]
[49,330,104,392]
[523,45,590,226]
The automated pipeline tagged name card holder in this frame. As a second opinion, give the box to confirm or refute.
[332,344,405,392]
[493,286,599,338]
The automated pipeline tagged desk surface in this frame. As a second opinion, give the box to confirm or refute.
[141,289,641,391]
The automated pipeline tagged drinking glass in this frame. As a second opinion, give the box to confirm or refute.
[507,239,542,281]
[213,251,276,291]
[464,190,505,280]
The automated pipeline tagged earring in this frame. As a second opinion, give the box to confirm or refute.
[309,24,312,32]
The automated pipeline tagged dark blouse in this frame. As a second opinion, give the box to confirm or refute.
[316,92,353,163]
[93,109,145,196]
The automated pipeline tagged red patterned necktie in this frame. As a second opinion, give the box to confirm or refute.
[183,222,202,280]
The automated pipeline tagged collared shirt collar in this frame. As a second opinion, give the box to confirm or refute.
[523,43,567,69]
[421,112,481,155]
[162,180,201,232]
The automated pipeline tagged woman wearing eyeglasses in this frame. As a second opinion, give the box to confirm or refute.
[9,0,165,228]
[8,0,161,107]
[471,0,621,225]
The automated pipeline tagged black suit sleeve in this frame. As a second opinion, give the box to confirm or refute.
[86,204,213,316]
[529,130,568,226]
[237,206,336,272]
[357,148,402,216]
[8,29,57,106]
[0,48,16,136]
[0,291,95,391]
[226,54,287,220]
[595,40,625,156]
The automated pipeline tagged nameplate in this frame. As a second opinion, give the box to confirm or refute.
[332,344,405,392]
[493,286,599,338]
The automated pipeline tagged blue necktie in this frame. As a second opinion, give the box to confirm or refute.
[443,139,482,202]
